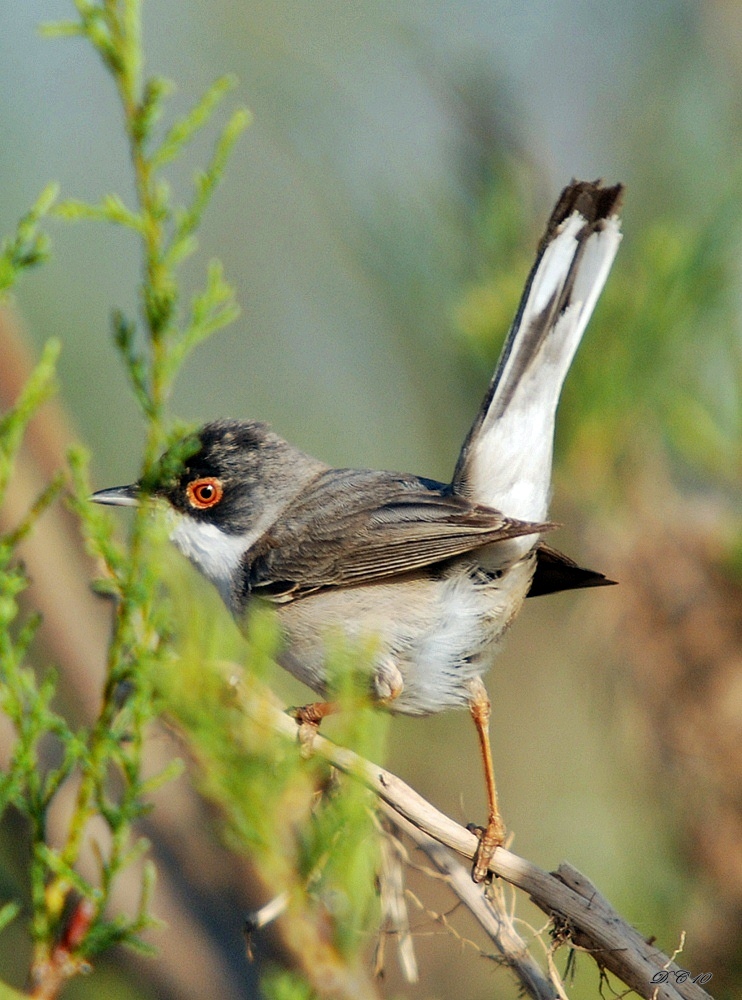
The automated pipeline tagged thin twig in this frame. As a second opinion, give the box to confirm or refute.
[374,817,419,983]
[383,806,556,1000]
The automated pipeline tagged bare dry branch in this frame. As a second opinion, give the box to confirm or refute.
[384,807,556,1000]
[227,667,715,1000]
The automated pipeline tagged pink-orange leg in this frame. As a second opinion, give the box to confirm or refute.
[467,677,505,882]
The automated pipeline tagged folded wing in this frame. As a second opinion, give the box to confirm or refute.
[243,468,552,602]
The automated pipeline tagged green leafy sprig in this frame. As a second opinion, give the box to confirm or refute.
[1,1,247,992]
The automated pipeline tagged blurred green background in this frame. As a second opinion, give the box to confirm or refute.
[1,1,741,998]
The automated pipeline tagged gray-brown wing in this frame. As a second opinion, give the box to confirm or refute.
[243,468,552,602]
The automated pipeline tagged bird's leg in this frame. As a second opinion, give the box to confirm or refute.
[466,676,505,883]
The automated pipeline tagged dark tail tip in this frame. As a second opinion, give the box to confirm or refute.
[527,542,618,598]
[542,179,624,249]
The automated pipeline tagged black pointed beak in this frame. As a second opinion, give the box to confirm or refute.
[90,483,141,507]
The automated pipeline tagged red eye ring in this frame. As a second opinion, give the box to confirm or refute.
[186,477,224,510]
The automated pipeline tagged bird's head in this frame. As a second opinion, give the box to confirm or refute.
[91,418,326,610]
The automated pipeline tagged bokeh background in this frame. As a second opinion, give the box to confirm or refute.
[1,1,741,998]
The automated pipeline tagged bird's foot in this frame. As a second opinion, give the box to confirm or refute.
[289,701,338,757]
[467,815,506,883]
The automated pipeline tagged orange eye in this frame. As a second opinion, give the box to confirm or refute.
[186,477,224,510]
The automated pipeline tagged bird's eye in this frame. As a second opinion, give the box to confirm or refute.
[186,477,224,510]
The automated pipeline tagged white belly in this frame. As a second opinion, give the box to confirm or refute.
[272,555,536,716]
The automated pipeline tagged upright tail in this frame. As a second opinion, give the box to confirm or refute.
[452,180,623,521]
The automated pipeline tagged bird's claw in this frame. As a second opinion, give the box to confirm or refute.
[468,816,505,883]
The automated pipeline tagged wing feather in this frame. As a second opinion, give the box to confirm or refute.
[243,468,551,602]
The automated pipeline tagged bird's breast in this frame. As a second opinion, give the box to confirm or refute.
[268,554,537,715]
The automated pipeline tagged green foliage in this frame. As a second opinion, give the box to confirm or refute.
[563,204,741,495]
[0,341,62,706]
[48,3,248,430]
[3,3,389,998]
[159,597,389,993]
[0,339,60,505]
[0,291,164,993]
[261,969,316,1000]
[0,184,58,298]
[0,345,66,962]
[0,980,28,1000]
[1,0,251,994]
[36,0,249,979]
[0,339,84,978]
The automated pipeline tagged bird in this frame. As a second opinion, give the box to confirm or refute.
[93,179,623,882]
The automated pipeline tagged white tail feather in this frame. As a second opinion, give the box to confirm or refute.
[453,183,623,524]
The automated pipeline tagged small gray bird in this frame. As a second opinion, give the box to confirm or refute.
[93,179,623,881]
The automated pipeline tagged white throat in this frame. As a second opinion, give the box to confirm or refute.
[170,515,247,612]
